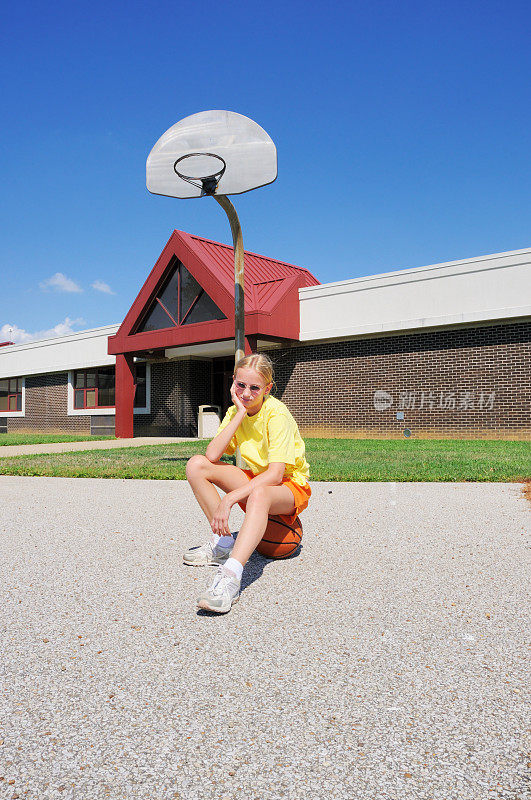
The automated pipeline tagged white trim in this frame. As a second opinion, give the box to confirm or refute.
[298,247,531,298]
[299,248,531,342]
[1,378,25,417]
[134,362,151,415]
[299,306,531,341]
[0,325,119,380]
[290,314,531,348]
[67,364,151,416]
[1,324,120,353]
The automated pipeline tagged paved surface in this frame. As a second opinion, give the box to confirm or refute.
[0,477,529,800]
[0,437,194,458]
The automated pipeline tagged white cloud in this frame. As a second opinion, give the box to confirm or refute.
[39,272,83,293]
[91,279,116,295]
[1,317,86,344]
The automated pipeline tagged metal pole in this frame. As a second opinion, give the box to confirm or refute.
[213,195,245,366]
[213,194,245,468]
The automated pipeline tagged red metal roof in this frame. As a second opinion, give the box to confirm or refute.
[180,230,319,310]
[108,229,319,356]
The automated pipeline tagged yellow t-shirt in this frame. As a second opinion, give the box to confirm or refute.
[216,395,310,486]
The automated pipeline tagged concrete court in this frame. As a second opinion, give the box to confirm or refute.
[0,476,529,800]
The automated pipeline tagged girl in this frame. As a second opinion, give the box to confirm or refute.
[184,353,311,613]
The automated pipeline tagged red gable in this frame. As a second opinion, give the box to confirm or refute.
[108,229,319,356]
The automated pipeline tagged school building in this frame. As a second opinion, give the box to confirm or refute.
[1,230,530,440]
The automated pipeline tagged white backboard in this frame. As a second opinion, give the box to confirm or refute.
[146,110,277,199]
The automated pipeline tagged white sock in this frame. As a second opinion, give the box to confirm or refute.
[210,534,234,549]
[224,557,243,581]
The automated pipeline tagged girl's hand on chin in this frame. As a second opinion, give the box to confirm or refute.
[231,381,247,414]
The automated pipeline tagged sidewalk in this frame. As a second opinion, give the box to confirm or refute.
[0,436,195,457]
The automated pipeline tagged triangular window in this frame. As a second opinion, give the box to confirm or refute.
[136,260,226,333]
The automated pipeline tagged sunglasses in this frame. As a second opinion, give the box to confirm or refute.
[234,380,265,394]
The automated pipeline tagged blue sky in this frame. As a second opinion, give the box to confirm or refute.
[1,0,530,343]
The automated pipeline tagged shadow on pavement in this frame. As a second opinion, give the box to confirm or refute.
[196,544,303,616]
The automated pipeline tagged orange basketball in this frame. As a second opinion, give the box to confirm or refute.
[256,515,303,559]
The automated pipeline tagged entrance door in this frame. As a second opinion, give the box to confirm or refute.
[213,357,235,415]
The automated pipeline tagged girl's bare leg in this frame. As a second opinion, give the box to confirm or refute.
[185,454,250,526]
[230,484,295,567]
[186,454,297,568]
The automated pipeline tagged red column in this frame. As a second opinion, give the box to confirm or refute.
[115,353,135,438]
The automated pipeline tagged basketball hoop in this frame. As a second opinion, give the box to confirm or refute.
[173,153,227,196]
[147,110,276,199]
[148,110,278,469]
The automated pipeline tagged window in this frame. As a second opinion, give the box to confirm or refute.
[134,363,147,408]
[136,259,226,333]
[72,365,147,410]
[74,367,115,409]
[0,377,22,411]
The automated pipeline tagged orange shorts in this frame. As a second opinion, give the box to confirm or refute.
[238,469,311,525]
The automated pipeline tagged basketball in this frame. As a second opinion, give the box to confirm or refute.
[256,515,303,559]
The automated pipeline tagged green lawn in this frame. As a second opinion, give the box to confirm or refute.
[0,433,114,446]
[0,438,529,481]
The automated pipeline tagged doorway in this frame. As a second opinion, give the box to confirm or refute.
[212,357,235,416]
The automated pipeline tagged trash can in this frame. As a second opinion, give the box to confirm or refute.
[197,405,221,439]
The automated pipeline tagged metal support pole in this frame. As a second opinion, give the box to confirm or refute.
[214,194,245,467]
[213,195,245,366]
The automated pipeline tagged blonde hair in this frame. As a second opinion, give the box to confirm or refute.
[234,353,275,393]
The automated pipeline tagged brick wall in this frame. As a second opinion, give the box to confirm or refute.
[7,373,91,434]
[264,321,531,439]
[134,359,212,437]
[5,320,529,439]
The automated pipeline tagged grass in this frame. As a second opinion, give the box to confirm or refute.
[307,438,530,482]
[0,438,529,481]
[0,433,114,446]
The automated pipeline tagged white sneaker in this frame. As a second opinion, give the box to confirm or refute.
[183,539,233,566]
[196,566,241,613]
